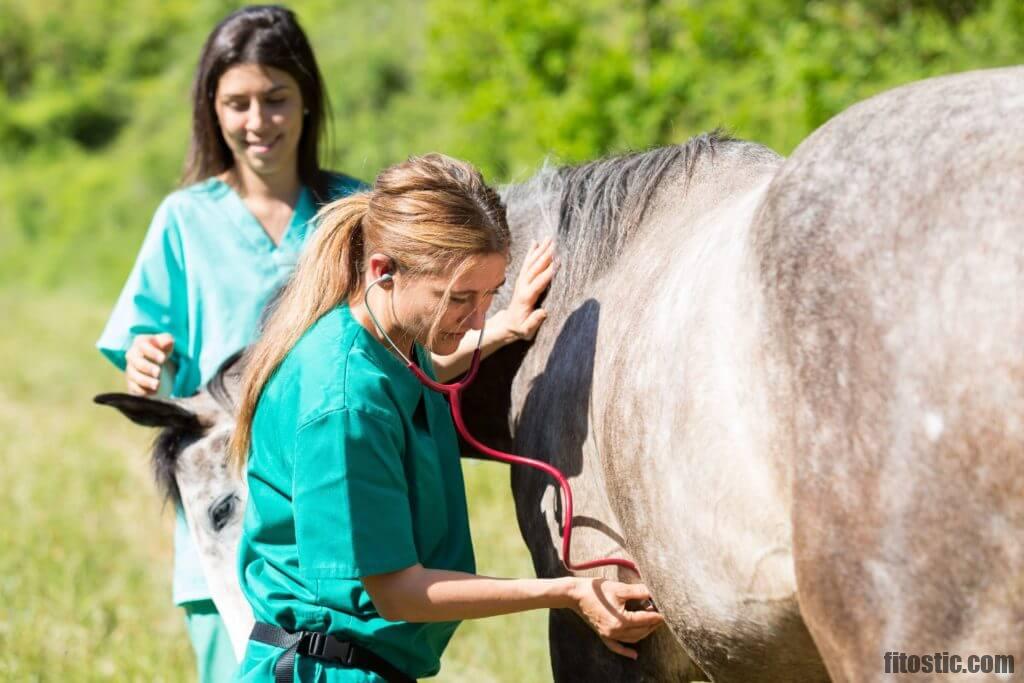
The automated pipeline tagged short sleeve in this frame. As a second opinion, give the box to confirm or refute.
[96,199,191,390]
[293,408,418,579]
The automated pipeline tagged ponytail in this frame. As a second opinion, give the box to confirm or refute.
[231,153,511,472]
[230,193,369,470]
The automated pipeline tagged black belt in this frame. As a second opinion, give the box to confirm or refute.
[249,622,416,683]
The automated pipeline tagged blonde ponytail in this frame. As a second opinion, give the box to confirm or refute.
[230,193,370,470]
[230,154,510,472]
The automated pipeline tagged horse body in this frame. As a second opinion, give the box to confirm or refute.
[760,66,1024,681]
[478,67,1024,681]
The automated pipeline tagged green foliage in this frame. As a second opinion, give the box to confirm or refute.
[423,0,1024,175]
[2,0,1021,296]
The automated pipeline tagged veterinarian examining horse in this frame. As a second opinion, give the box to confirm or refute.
[229,154,664,682]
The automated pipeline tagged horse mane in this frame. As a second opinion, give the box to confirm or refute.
[151,350,245,506]
[504,131,736,292]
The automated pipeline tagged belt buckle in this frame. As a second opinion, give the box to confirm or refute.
[300,631,355,665]
[300,631,327,658]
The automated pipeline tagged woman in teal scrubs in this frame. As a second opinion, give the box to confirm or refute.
[97,7,545,681]
[230,154,664,682]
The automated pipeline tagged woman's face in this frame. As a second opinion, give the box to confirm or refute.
[214,63,304,181]
[395,252,508,356]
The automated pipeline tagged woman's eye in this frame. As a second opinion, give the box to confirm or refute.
[266,97,287,105]
[450,296,469,305]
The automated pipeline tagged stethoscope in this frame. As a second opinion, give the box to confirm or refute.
[364,272,640,575]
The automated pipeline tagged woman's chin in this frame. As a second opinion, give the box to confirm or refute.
[429,337,462,357]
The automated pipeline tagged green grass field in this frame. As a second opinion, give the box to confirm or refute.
[0,286,550,681]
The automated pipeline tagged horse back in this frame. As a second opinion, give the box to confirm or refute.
[756,66,1024,681]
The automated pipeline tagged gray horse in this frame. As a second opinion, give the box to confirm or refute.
[96,66,1023,681]
[464,65,1024,682]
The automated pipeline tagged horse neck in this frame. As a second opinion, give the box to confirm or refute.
[501,142,782,316]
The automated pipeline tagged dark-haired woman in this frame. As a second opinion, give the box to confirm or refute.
[96,7,552,681]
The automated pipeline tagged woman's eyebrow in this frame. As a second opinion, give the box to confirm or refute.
[221,84,291,98]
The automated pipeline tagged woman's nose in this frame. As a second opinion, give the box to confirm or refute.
[465,307,487,331]
[246,100,266,131]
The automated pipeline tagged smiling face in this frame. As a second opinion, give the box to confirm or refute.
[214,63,304,181]
[395,252,509,356]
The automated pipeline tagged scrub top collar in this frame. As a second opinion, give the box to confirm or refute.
[339,303,432,416]
[205,177,316,253]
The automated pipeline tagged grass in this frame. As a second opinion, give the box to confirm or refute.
[0,285,550,681]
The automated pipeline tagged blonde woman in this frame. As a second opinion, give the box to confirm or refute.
[230,154,664,682]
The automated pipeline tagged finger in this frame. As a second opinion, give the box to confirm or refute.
[126,379,147,396]
[152,333,175,353]
[621,609,665,627]
[516,259,556,308]
[525,242,556,281]
[611,624,660,643]
[138,341,168,366]
[127,366,160,393]
[617,582,654,603]
[129,366,160,392]
[600,637,638,660]
[519,309,548,340]
[126,377,156,396]
[526,259,556,294]
[132,355,162,378]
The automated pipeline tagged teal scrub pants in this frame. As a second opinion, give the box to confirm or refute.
[184,600,238,682]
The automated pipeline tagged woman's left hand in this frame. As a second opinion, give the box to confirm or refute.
[499,237,557,342]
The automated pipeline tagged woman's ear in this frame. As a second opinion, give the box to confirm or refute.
[367,253,396,285]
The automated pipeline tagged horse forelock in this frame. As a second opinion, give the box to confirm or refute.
[151,427,195,506]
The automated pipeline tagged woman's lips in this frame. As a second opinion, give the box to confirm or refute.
[247,135,281,154]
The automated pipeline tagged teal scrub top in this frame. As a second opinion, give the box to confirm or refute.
[237,304,476,681]
[97,174,365,605]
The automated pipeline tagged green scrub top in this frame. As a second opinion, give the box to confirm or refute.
[236,304,476,682]
[97,174,365,605]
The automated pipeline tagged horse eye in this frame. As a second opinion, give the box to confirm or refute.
[208,493,239,532]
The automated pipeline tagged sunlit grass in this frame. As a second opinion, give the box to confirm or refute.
[0,286,549,681]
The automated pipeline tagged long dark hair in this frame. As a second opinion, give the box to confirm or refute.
[182,5,332,201]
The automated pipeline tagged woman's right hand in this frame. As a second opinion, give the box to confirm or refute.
[125,333,175,395]
[569,577,665,659]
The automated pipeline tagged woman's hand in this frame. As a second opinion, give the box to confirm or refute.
[498,237,556,342]
[569,578,664,659]
[125,333,175,395]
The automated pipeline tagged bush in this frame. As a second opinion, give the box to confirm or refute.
[0,0,1021,296]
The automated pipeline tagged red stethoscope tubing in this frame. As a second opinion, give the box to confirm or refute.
[406,348,640,576]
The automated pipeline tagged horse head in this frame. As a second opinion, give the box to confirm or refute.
[93,351,253,658]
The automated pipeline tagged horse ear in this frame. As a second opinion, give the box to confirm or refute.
[94,392,203,433]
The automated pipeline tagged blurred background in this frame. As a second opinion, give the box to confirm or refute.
[0,0,1020,680]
